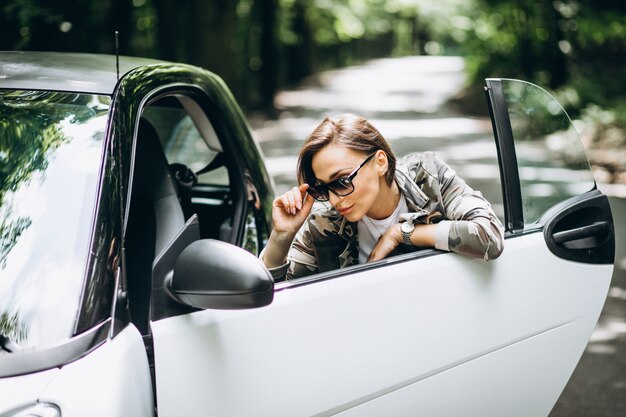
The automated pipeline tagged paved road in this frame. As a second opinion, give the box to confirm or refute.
[248,55,626,415]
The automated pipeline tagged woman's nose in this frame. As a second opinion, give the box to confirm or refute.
[328,192,343,207]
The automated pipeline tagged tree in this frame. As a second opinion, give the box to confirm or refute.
[255,0,279,112]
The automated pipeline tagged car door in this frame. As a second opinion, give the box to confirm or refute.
[151,79,614,417]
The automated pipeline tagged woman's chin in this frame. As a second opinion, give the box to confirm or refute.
[343,210,364,222]
[335,203,365,222]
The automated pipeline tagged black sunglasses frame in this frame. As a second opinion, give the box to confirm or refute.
[308,152,377,202]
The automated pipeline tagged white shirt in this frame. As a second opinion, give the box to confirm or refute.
[357,196,409,263]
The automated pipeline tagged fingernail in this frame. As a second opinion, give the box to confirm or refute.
[297,202,302,210]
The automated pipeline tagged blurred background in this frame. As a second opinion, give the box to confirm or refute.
[2,1,625,416]
[1,1,624,168]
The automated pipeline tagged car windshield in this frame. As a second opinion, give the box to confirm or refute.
[0,90,109,350]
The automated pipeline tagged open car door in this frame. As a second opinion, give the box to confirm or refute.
[151,79,614,417]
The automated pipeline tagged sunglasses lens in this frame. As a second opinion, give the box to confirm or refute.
[308,185,328,201]
[329,177,354,196]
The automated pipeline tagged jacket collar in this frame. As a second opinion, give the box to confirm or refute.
[394,162,430,210]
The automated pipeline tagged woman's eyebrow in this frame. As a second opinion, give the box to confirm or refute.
[327,167,352,181]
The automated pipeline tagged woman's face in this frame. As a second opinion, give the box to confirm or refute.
[311,144,386,222]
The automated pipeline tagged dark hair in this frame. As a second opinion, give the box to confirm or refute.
[297,114,396,187]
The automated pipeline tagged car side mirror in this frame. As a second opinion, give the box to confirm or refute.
[167,239,274,309]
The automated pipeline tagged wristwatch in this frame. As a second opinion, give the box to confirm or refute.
[400,221,415,246]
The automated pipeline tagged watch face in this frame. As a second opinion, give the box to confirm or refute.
[401,222,413,233]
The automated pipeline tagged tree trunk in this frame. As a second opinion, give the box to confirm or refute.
[286,0,316,84]
[542,2,568,88]
[256,0,279,113]
[189,0,238,92]
[110,0,133,56]
[154,0,192,62]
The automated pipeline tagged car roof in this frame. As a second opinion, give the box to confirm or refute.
[0,51,166,95]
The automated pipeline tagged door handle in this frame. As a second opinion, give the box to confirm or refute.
[552,221,609,244]
[543,190,614,263]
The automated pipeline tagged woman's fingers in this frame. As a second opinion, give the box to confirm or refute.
[292,186,303,211]
[271,184,314,234]
[367,241,394,262]
[302,189,314,212]
[367,224,402,262]
[296,183,310,210]
[298,183,310,193]
[276,194,290,211]
[285,187,297,214]
[276,185,311,215]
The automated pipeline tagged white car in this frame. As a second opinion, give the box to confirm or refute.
[0,51,615,417]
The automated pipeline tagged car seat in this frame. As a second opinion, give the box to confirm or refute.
[125,119,187,334]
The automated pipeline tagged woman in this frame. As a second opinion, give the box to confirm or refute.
[261,114,504,281]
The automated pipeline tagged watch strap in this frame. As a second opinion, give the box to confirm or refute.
[401,222,414,245]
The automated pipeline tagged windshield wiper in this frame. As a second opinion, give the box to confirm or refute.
[0,334,20,353]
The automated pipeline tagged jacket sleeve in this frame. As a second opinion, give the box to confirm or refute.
[263,220,320,281]
[431,154,505,260]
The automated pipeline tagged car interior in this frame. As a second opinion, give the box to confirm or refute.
[124,92,253,333]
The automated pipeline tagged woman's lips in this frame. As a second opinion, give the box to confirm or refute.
[337,205,353,215]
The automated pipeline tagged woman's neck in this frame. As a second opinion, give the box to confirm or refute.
[366,180,401,220]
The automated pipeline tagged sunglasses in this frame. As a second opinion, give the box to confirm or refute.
[307,153,376,202]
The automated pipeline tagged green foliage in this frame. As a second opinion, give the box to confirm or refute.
[420,0,626,149]
[0,91,104,268]
[0,91,75,202]
[0,0,438,107]
[0,311,28,344]
[0,216,31,270]
[1,0,623,124]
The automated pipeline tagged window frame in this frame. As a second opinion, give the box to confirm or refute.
[132,86,249,246]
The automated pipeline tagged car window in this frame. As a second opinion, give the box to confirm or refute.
[501,79,595,225]
[140,95,265,255]
[140,99,234,245]
[142,103,229,186]
[126,91,269,326]
[167,116,228,185]
[0,90,109,349]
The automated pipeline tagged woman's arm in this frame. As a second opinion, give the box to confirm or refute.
[260,184,318,280]
[367,223,438,262]
[368,153,504,262]
[434,155,505,260]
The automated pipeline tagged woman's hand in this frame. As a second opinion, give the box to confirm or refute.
[367,223,403,262]
[272,183,315,237]
[262,184,315,269]
[367,223,437,262]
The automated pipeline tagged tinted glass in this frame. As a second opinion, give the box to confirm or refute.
[142,106,229,186]
[0,90,109,350]
[501,80,595,225]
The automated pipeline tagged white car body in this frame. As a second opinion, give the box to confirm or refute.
[0,53,614,417]
[153,234,611,417]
